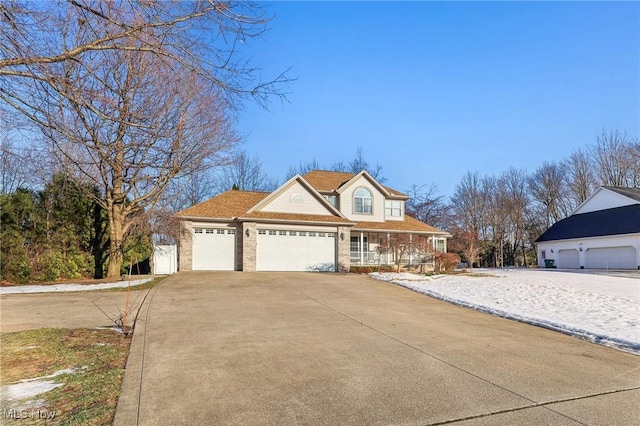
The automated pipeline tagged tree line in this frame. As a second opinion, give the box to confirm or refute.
[421,130,639,268]
[1,174,151,283]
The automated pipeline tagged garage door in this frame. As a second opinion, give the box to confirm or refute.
[192,227,236,270]
[256,230,336,271]
[557,249,579,269]
[585,246,637,269]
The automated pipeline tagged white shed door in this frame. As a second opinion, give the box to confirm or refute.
[585,246,636,269]
[192,228,236,271]
[257,230,336,271]
[557,249,579,269]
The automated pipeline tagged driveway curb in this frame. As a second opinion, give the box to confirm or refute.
[113,282,160,426]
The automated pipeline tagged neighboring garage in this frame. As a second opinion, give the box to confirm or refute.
[256,229,336,271]
[585,246,637,269]
[535,186,640,270]
[192,227,236,270]
[557,249,579,269]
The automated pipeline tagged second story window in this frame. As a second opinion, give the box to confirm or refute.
[354,187,372,214]
[385,200,402,217]
[323,195,338,208]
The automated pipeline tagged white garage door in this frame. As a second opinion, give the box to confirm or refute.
[192,227,236,270]
[585,246,636,269]
[557,249,579,269]
[256,229,336,271]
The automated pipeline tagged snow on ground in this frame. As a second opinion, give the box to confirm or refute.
[0,367,86,404]
[371,269,640,354]
[0,278,154,294]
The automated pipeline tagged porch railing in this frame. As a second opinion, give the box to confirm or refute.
[350,251,435,266]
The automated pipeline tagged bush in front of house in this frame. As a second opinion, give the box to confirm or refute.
[434,252,461,272]
[350,265,396,274]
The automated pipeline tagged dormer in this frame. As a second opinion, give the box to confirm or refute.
[303,170,409,222]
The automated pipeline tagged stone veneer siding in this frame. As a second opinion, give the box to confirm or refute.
[242,222,257,272]
[178,221,193,271]
[337,226,351,272]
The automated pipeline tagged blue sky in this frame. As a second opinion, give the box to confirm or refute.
[237,1,639,198]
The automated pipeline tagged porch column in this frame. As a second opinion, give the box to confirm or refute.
[387,232,390,264]
[409,233,413,266]
[360,231,364,265]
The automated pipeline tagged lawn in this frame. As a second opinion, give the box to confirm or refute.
[1,328,130,425]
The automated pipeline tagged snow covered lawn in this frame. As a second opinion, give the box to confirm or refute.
[371,269,640,354]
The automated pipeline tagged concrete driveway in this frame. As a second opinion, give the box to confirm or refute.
[0,290,150,332]
[115,272,640,425]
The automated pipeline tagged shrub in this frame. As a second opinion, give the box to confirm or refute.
[0,229,31,283]
[350,264,395,274]
[435,252,461,272]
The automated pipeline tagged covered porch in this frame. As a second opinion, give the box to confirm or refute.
[349,229,448,269]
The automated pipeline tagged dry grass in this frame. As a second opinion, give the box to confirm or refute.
[1,328,130,425]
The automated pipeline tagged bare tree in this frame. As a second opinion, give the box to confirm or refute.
[565,147,596,206]
[213,151,278,193]
[286,159,321,179]
[405,183,448,229]
[331,147,386,182]
[497,168,531,267]
[593,129,638,187]
[528,161,572,228]
[1,1,289,277]
[450,171,486,235]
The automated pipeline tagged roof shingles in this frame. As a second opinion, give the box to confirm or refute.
[535,204,640,242]
[176,172,445,234]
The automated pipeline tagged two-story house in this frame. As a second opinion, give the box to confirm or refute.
[176,170,449,272]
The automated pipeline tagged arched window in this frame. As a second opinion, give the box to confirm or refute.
[354,187,372,214]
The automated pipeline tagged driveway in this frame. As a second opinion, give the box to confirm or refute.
[115,272,640,425]
[0,290,150,332]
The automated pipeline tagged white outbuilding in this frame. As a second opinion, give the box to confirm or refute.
[535,186,640,270]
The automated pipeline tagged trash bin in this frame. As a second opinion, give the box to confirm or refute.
[544,259,555,268]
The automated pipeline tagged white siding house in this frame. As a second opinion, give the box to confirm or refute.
[177,170,450,272]
[535,187,640,270]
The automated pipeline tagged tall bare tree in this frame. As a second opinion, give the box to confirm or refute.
[1,1,289,277]
[565,147,596,206]
[405,183,448,230]
[213,151,278,193]
[593,129,638,187]
[331,147,386,183]
[528,161,572,228]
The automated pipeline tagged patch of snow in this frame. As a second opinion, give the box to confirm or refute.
[0,278,153,294]
[371,269,640,354]
[2,381,63,401]
[10,398,49,411]
[0,367,86,404]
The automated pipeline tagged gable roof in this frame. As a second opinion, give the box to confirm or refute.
[572,185,640,215]
[535,204,640,242]
[303,169,408,198]
[247,174,344,217]
[604,186,640,202]
[176,189,351,224]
